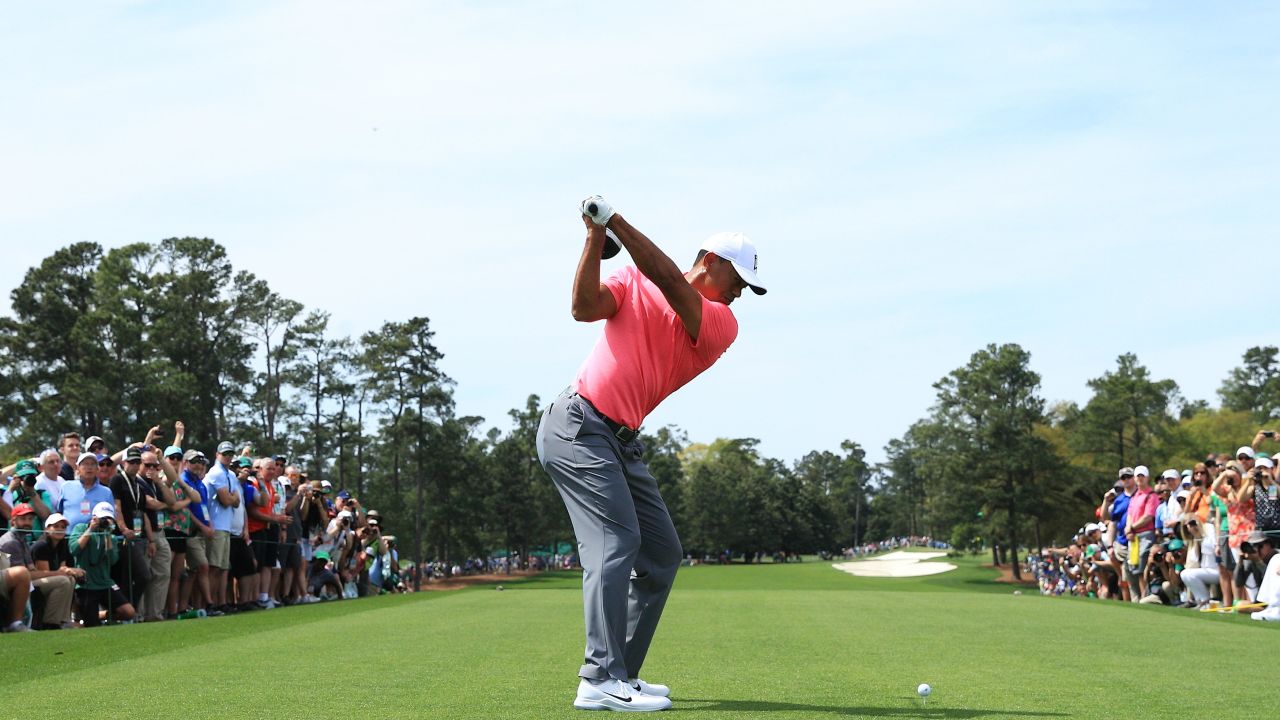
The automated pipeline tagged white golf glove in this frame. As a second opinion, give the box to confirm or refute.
[580,195,616,226]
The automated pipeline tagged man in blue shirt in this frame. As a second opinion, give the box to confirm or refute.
[1100,467,1135,601]
[202,441,241,611]
[58,454,116,530]
[180,450,218,614]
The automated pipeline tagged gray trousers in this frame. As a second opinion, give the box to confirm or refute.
[537,390,682,681]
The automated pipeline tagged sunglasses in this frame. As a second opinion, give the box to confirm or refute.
[144,462,161,469]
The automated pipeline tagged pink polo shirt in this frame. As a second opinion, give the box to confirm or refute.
[575,265,738,430]
[1127,486,1159,533]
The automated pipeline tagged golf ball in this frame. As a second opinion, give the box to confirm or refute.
[917,683,932,697]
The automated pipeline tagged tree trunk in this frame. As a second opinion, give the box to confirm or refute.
[356,390,366,495]
[312,358,322,477]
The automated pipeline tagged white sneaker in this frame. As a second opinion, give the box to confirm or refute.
[1252,605,1280,622]
[574,678,671,712]
[629,679,670,698]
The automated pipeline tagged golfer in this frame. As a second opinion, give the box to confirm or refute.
[537,196,765,712]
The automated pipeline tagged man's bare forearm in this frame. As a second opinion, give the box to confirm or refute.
[571,225,608,321]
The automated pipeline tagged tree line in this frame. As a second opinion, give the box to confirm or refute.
[2,239,1274,574]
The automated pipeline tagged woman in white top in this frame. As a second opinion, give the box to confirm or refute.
[1181,517,1221,607]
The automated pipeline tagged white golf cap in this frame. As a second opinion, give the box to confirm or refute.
[1134,465,1149,477]
[338,510,354,519]
[1236,446,1255,459]
[1161,469,1180,480]
[45,512,69,527]
[1257,457,1274,469]
[700,232,766,295]
[92,501,116,519]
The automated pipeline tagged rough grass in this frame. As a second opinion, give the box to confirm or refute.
[4,553,1274,719]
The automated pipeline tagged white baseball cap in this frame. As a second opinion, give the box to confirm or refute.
[1161,469,1180,480]
[1257,457,1274,469]
[92,501,116,519]
[1237,446,1255,459]
[1134,465,1149,477]
[338,510,354,519]
[45,512,69,527]
[700,232,766,295]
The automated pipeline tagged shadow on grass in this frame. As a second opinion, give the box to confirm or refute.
[681,698,1067,717]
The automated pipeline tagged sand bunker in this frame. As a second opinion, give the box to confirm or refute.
[832,550,956,578]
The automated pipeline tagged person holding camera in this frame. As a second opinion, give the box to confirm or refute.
[69,501,135,627]
[1209,465,1239,607]
[1242,531,1280,621]
[1180,516,1222,608]
[1219,452,1259,603]
[1099,469,1135,602]
[228,457,260,611]
[3,459,55,533]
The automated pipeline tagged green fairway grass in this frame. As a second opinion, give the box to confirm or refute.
[5,553,1275,719]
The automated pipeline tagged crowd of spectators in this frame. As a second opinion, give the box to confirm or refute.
[0,424,406,632]
[1033,429,1280,622]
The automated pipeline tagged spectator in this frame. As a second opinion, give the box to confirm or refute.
[110,448,153,612]
[160,445,196,619]
[1125,465,1160,600]
[34,449,67,523]
[1218,455,1258,604]
[178,450,217,615]
[1098,468,1134,601]
[83,435,106,457]
[57,432,82,482]
[0,504,75,629]
[57,453,115,532]
[1246,531,1280,621]
[1210,464,1238,607]
[275,466,308,605]
[3,459,54,533]
[69,501,135,626]
[136,449,178,622]
[0,545,33,632]
[247,457,289,609]
[203,441,241,613]
[229,456,259,611]
[1155,469,1181,538]
[1180,516,1221,608]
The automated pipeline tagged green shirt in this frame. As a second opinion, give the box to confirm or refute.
[1210,495,1230,535]
[68,522,120,590]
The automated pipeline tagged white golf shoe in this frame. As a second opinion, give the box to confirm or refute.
[574,678,671,712]
[628,678,670,698]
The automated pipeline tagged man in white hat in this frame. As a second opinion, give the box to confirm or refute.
[538,197,766,712]
[69,501,136,626]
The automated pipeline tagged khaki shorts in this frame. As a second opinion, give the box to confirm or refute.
[208,531,231,570]
[186,533,209,569]
[0,552,10,601]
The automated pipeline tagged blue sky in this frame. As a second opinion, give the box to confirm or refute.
[2,2,1277,464]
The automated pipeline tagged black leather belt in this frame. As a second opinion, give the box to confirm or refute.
[578,394,639,443]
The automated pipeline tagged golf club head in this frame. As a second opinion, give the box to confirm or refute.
[602,228,622,259]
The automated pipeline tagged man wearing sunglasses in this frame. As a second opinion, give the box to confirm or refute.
[110,448,153,611]
[136,449,181,621]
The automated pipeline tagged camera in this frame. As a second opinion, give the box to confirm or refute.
[1264,431,1276,439]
